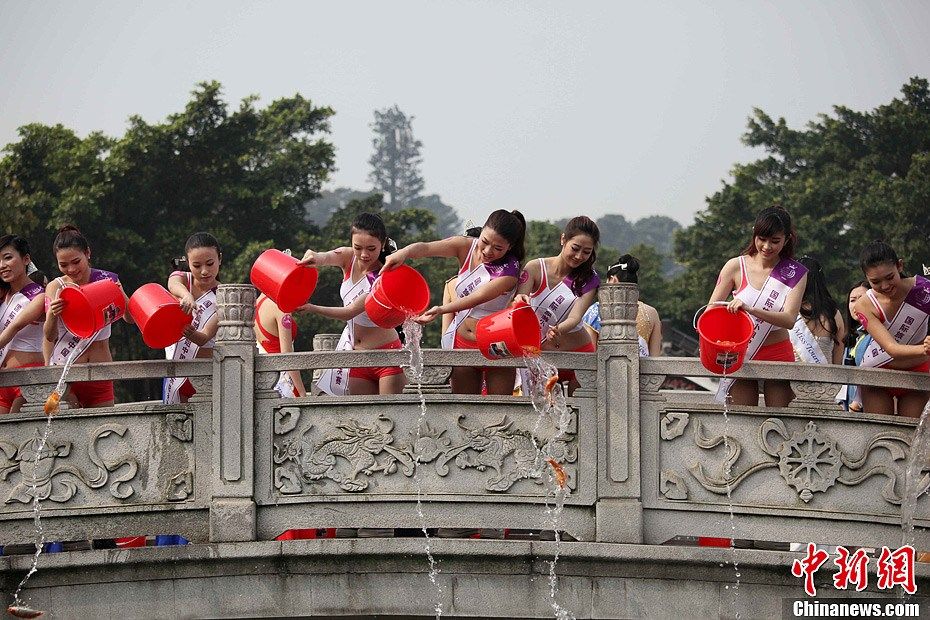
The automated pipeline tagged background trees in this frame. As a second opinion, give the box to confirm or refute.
[368,105,425,210]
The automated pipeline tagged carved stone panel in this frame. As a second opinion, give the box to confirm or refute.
[0,411,198,513]
[269,401,582,499]
[652,409,930,521]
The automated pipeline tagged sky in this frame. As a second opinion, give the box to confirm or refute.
[1,1,929,226]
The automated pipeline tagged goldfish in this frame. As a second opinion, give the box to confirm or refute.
[7,605,44,619]
[544,374,559,395]
[546,458,567,489]
[715,340,736,347]
[43,391,61,416]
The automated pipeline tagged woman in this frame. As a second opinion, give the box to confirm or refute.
[791,256,846,365]
[164,232,221,404]
[852,241,930,417]
[44,225,132,408]
[255,293,306,397]
[841,281,870,411]
[0,235,46,413]
[298,212,405,395]
[583,254,662,357]
[381,209,525,395]
[707,206,808,407]
[516,216,600,395]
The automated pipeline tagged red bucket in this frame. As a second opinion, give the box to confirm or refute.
[695,305,754,374]
[364,265,430,329]
[250,249,318,313]
[475,301,541,360]
[128,283,193,348]
[59,279,126,339]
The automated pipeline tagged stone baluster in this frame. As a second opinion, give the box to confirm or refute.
[594,282,644,543]
[210,284,257,542]
[311,333,340,395]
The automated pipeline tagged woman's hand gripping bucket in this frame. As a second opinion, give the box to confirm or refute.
[250,249,318,313]
[59,279,126,338]
[128,283,193,348]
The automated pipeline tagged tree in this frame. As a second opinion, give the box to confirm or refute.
[673,76,930,329]
[0,81,337,399]
[368,105,425,209]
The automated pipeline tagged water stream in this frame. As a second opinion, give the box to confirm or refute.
[901,401,930,549]
[402,319,443,618]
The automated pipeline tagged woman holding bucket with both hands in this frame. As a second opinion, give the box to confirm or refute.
[381,209,526,395]
[297,212,406,396]
[706,206,808,407]
[514,216,600,396]
[44,225,133,409]
[163,232,221,404]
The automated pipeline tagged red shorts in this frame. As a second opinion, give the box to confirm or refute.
[0,362,44,410]
[558,341,596,383]
[751,339,795,362]
[69,380,115,407]
[179,379,196,401]
[885,360,930,398]
[349,340,404,382]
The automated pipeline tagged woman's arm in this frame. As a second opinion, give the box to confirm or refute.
[168,273,196,314]
[0,294,45,349]
[549,288,598,339]
[831,309,846,365]
[418,276,517,323]
[734,273,808,330]
[298,247,351,269]
[709,258,739,304]
[854,296,930,364]
[647,305,663,356]
[182,313,220,347]
[381,237,470,272]
[116,280,134,324]
[297,294,368,321]
[514,260,541,300]
[43,279,63,344]
[276,313,307,397]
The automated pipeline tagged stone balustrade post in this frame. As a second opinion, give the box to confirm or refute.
[209,284,257,542]
[595,282,644,543]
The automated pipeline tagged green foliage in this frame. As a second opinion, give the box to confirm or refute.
[673,76,930,330]
[368,105,425,209]
[1,81,337,398]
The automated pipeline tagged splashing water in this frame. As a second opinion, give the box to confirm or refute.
[719,368,741,620]
[901,401,930,549]
[9,415,54,618]
[522,354,574,620]
[402,319,443,618]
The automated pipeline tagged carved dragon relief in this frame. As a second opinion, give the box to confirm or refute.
[684,417,919,505]
[273,412,577,494]
[0,424,138,505]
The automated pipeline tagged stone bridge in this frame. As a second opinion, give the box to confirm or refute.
[2,283,929,618]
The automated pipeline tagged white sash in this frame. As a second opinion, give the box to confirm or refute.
[163,288,217,404]
[441,252,496,349]
[316,272,370,396]
[860,276,930,369]
[256,339,297,398]
[0,289,35,366]
[638,336,649,358]
[789,315,829,365]
[715,258,807,403]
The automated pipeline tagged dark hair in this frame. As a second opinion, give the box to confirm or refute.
[843,280,870,349]
[798,256,839,341]
[742,206,796,259]
[53,224,90,255]
[351,212,396,263]
[484,209,526,262]
[184,232,222,256]
[859,240,902,273]
[562,216,600,296]
[0,235,32,292]
[607,254,640,284]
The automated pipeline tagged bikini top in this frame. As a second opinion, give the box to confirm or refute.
[255,295,298,354]
[454,238,520,320]
[528,258,599,335]
[2,282,44,354]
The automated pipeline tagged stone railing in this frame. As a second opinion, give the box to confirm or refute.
[2,283,929,550]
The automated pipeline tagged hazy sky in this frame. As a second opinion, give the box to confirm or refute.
[2,1,929,226]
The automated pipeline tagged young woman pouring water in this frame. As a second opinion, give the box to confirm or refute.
[707,206,808,407]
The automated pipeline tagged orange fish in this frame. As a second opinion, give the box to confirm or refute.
[715,340,736,347]
[546,458,567,489]
[43,391,61,416]
[544,374,558,395]
[7,605,44,619]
